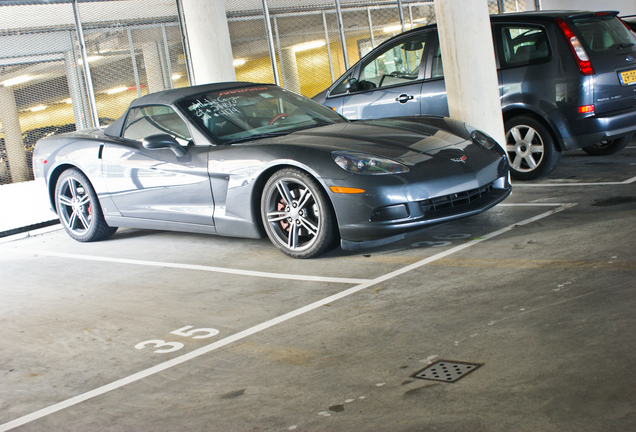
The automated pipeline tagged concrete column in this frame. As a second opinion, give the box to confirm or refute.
[142,41,167,94]
[180,0,236,85]
[434,0,505,147]
[64,50,89,130]
[0,85,29,183]
[281,47,301,94]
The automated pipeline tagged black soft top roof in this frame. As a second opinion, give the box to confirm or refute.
[103,81,269,137]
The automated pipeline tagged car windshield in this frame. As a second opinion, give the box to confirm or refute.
[177,85,346,144]
[572,15,636,57]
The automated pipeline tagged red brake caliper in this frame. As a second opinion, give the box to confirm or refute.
[277,200,289,231]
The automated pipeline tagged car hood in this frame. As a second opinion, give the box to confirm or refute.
[276,119,474,164]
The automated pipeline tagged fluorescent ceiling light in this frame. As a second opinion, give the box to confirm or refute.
[107,86,128,94]
[171,74,181,80]
[77,56,102,65]
[383,25,403,33]
[233,59,246,67]
[30,105,47,112]
[65,98,73,104]
[292,40,326,53]
[2,75,34,87]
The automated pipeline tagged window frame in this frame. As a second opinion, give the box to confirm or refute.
[121,104,196,146]
[327,30,433,98]
[495,23,552,69]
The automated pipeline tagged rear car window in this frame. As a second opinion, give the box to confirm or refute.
[500,26,550,67]
[572,15,636,58]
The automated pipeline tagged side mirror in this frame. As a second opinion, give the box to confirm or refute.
[345,78,358,93]
[142,134,187,157]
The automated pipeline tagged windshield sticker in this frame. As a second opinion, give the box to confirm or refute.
[190,96,240,120]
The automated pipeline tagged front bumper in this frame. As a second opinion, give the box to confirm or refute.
[337,175,511,249]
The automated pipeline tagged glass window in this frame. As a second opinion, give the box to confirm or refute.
[500,26,550,67]
[431,37,444,78]
[357,33,428,90]
[123,105,192,146]
[178,86,345,145]
[330,71,355,96]
[572,16,636,57]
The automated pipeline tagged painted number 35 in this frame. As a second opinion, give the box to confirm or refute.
[135,325,220,354]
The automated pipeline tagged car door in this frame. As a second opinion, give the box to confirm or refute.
[100,104,215,226]
[337,31,431,120]
[420,31,449,116]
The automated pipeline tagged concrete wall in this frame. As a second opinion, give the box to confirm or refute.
[540,0,636,15]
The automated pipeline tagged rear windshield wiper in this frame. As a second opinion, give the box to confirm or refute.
[224,132,290,145]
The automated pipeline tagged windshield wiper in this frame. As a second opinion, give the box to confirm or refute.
[619,43,635,49]
[292,123,334,132]
[224,132,290,145]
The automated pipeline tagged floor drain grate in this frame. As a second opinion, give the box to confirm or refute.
[412,360,483,383]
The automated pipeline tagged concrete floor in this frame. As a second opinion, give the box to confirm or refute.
[1,146,635,431]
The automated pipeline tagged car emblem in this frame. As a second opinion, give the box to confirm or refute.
[627,55,634,62]
[451,155,467,163]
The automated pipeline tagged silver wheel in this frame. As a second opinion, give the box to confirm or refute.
[505,124,545,173]
[261,168,336,258]
[504,116,560,180]
[58,176,92,236]
[55,168,117,242]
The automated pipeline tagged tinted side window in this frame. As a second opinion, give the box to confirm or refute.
[357,33,428,90]
[330,71,355,96]
[431,37,444,78]
[500,26,550,67]
[123,105,192,146]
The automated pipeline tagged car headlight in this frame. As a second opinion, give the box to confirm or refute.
[332,151,409,175]
[464,123,498,150]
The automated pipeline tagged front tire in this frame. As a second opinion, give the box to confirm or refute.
[505,116,561,181]
[55,168,117,242]
[261,168,336,259]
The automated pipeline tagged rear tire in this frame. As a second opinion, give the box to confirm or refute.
[55,168,117,242]
[505,116,561,181]
[261,168,337,259]
[582,136,631,156]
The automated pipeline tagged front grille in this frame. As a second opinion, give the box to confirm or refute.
[420,182,494,214]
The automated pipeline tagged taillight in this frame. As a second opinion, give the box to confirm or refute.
[556,18,595,76]
[579,105,594,114]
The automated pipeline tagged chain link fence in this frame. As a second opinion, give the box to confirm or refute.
[0,0,530,186]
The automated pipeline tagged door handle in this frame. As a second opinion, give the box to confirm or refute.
[395,94,414,104]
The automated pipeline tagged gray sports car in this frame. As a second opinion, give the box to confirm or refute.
[33,82,511,258]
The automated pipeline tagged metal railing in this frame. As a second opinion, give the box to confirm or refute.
[0,0,529,185]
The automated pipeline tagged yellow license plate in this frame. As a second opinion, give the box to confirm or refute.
[619,69,636,86]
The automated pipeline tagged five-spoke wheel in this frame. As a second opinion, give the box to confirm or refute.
[505,116,561,180]
[55,168,117,242]
[261,168,336,258]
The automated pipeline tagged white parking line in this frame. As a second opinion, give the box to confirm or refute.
[18,250,371,285]
[0,203,577,432]
[513,174,636,187]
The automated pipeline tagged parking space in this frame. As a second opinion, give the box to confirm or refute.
[1,147,636,431]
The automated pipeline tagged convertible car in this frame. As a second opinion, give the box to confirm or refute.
[33,82,511,258]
